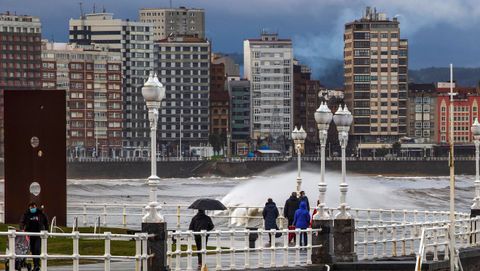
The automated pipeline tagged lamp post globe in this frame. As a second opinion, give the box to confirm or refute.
[333,105,352,219]
[292,126,305,195]
[314,102,333,220]
[142,72,165,223]
[298,126,307,141]
[471,118,480,210]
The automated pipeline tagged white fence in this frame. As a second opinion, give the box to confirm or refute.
[62,202,471,230]
[0,229,150,271]
[167,228,320,271]
[355,216,480,261]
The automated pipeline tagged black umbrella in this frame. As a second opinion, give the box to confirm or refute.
[188,198,227,210]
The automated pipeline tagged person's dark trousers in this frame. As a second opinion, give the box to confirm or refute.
[300,228,307,247]
[30,236,41,268]
[194,235,209,265]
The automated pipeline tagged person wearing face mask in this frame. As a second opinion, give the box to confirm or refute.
[20,202,49,271]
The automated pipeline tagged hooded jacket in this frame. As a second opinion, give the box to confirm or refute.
[293,201,311,229]
[262,201,279,230]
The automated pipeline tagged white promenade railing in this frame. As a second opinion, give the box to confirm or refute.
[356,216,480,261]
[167,228,320,271]
[60,202,471,230]
[0,229,151,271]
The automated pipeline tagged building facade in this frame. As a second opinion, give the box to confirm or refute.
[293,61,324,153]
[407,83,437,143]
[228,79,251,155]
[0,12,42,156]
[244,32,293,148]
[437,83,479,144]
[41,42,123,157]
[69,13,153,157]
[154,36,210,156]
[212,53,240,79]
[210,63,226,92]
[139,7,205,41]
[344,7,408,143]
[210,90,229,136]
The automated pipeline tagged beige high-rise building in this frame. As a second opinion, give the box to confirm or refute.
[344,7,408,142]
[139,7,205,41]
[244,32,293,143]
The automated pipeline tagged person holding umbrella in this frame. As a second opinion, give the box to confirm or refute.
[189,198,225,267]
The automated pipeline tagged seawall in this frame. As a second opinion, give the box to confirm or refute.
[0,159,473,179]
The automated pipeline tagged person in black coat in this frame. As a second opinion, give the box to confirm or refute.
[189,209,214,266]
[20,202,49,271]
[299,191,310,212]
[262,198,279,244]
[284,192,300,226]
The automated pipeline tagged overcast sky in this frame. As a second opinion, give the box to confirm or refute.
[3,0,480,69]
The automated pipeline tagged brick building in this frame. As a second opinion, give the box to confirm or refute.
[41,42,123,157]
[0,12,42,156]
[210,90,229,136]
[436,83,480,144]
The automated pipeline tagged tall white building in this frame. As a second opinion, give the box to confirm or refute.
[244,32,293,142]
[69,13,154,157]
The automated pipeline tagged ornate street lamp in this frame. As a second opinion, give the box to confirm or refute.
[292,126,307,194]
[141,73,165,223]
[333,105,353,219]
[313,102,333,220]
[471,118,480,210]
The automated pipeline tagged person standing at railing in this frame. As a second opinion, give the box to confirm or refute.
[293,201,310,247]
[284,192,300,226]
[19,202,49,271]
[299,191,310,212]
[189,209,214,267]
[262,198,279,246]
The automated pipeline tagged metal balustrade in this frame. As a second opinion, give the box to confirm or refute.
[61,203,472,230]
[0,229,151,271]
[356,216,480,262]
[166,228,320,270]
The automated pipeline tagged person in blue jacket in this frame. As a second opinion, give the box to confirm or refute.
[293,201,310,246]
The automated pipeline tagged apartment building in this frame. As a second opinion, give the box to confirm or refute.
[154,36,210,156]
[436,82,480,144]
[344,7,408,143]
[292,60,324,153]
[244,31,293,146]
[0,12,42,156]
[228,80,250,155]
[41,41,123,157]
[139,7,205,41]
[407,83,437,143]
[69,12,153,157]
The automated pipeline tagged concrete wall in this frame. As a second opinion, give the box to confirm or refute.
[0,159,475,179]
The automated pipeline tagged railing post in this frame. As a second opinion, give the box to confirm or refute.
[104,232,111,271]
[8,229,15,271]
[73,231,80,271]
[142,220,169,270]
[40,230,48,271]
[83,204,87,226]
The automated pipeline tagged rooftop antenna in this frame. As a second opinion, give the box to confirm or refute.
[103,6,106,13]
[170,0,173,8]
[93,3,96,13]
[79,2,85,19]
